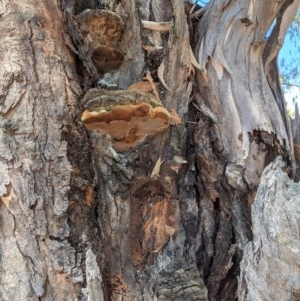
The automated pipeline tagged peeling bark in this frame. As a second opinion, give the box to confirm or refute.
[1,0,299,300]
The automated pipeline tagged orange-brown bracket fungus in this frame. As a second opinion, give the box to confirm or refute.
[92,46,124,72]
[81,88,170,151]
[75,9,124,72]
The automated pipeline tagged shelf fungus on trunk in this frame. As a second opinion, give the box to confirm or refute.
[81,88,170,150]
[75,9,124,72]
[92,46,124,72]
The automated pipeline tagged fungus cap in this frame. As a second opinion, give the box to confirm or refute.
[81,89,170,150]
[75,9,123,49]
[92,46,124,72]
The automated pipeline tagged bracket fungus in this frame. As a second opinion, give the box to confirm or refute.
[92,46,124,72]
[81,88,171,151]
[75,9,124,72]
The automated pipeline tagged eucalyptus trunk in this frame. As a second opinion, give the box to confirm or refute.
[0,0,299,301]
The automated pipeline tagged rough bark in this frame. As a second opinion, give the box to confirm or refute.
[0,0,300,301]
[0,1,95,300]
[70,1,204,300]
[238,157,300,301]
[192,0,299,299]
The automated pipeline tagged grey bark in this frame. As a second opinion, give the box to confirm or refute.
[292,104,300,144]
[238,157,300,301]
[0,0,94,300]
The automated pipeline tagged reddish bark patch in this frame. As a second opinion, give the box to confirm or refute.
[108,274,135,301]
[129,179,180,268]
[294,144,300,163]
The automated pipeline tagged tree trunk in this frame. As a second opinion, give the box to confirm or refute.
[0,0,299,301]
[0,1,92,299]
[238,157,300,301]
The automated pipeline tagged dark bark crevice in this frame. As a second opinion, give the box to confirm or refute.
[185,99,243,300]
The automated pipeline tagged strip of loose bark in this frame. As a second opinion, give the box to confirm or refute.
[141,20,172,32]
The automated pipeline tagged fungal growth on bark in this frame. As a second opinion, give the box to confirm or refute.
[92,45,124,72]
[81,87,171,150]
[75,9,124,72]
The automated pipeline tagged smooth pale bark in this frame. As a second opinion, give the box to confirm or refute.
[195,0,299,176]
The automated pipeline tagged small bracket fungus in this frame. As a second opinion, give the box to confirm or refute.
[81,88,171,151]
[75,9,124,72]
[92,46,124,72]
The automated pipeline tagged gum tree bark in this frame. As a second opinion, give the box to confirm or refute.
[193,1,300,299]
[0,1,93,300]
[238,157,300,301]
[0,0,299,301]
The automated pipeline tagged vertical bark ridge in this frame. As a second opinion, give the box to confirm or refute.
[0,1,98,300]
